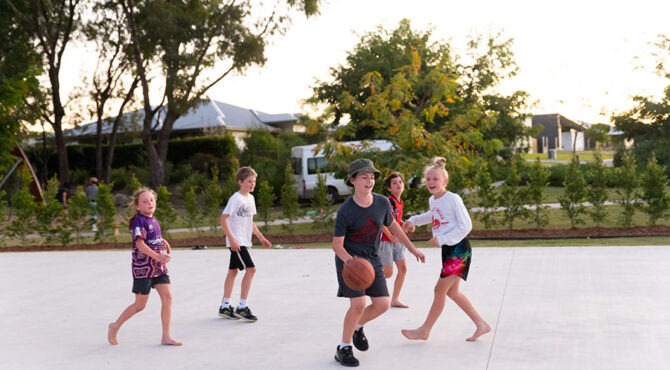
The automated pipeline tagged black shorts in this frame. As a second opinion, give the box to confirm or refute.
[132,274,170,295]
[440,238,472,281]
[335,256,389,298]
[229,247,255,270]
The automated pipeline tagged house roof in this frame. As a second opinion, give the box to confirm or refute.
[64,99,299,138]
[532,113,587,132]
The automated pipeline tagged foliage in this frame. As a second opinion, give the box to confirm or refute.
[154,185,177,239]
[586,151,609,227]
[526,158,550,231]
[95,182,116,243]
[558,156,587,228]
[584,124,611,149]
[35,176,69,245]
[201,167,224,232]
[67,186,91,245]
[638,155,670,226]
[256,180,276,233]
[241,130,283,195]
[311,170,334,232]
[615,151,639,227]
[0,190,6,245]
[473,161,497,229]
[497,160,529,230]
[6,168,37,245]
[280,162,300,233]
[129,173,143,194]
[182,187,200,235]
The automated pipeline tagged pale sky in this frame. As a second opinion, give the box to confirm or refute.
[60,0,670,126]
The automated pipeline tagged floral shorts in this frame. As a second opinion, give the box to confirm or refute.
[440,238,472,281]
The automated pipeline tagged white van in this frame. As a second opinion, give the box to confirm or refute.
[290,140,393,202]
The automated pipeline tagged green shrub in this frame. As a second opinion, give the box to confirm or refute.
[587,151,609,227]
[7,168,37,246]
[95,182,117,243]
[36,176,69,245]
[256,180,275,233]
[201,168,224,232]
[280,162,300,233]
[311,170,334,232]
[526,158,550,231]
[497,160,529,230]
[639,155,670,226]
[559,156,587,228]
[473,161,497,229]
[155,186,178,238]
[68,186,92,244]
[615,151,639,227]
[182,187,200,234]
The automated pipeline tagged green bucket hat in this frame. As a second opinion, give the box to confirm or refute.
[345,158,381,186]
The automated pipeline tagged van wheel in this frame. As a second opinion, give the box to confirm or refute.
[326,187,338,205]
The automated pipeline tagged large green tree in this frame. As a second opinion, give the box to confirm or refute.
[119,0,319,186]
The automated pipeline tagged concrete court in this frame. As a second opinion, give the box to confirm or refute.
[1,245,670,370]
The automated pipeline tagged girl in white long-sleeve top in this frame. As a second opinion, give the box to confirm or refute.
[401,157,490,342]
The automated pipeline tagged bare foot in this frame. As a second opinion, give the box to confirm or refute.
[161,337,183,346]
[391,300,409,308]
[108,323,119,345]
[401,328,429,340]
[466,322,491,341]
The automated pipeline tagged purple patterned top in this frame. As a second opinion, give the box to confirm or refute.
[130,214,167,279]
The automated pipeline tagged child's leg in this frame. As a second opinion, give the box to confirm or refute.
[382,265,393,279]
[401,275,458,340]
[240,267,256,300]
[108,294,150,345]
[155,284,182,346]
[390,259,408,308]
[223,268,238,300]
[358,296,390,326]
[446,278,491,341]
[342,297,366,343]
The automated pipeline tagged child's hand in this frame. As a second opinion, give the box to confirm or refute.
[164,240,171,254]
[428,237,439,248]
[260,237,272,248]
[230,241,241,252]
[412,248,425,263]
[402,221,415,233]
[389,235,400,243]
[156,253,171,264]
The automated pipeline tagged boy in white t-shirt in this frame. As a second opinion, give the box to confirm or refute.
[218,167,272,322]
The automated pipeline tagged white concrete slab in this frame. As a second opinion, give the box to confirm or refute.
[0,245,669,370]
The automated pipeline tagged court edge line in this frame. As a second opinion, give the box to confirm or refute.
[486,247,516,370]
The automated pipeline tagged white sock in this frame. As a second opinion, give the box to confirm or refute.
[339,342,352,349]
[355,324,364,331]
[238,299,247,308]
[221,297,231,308]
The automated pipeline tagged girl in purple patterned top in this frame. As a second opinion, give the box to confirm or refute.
[108,188,182,346]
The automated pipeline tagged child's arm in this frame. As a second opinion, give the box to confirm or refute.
[332,236,354,263]
[219,213,240,252]
[436,196,472,247]
[137,238,170,264]
[388,220,425,263]
[163,239,171,254]
[381,225,399,243]
[252,222,271,248]
[403,210,432,231]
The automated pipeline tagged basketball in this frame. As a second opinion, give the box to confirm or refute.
[342,257,375,291]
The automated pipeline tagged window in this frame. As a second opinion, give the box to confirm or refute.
[307,157,329,175]
[290,158,302,175]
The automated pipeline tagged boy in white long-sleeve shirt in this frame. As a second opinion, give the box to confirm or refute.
[401,157,490,342]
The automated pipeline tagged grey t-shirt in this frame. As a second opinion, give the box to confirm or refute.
[334,193,393,263]
[84,185,98,201]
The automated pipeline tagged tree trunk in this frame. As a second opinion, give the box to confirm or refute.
[49,68,69,183]
[95,115,103,180]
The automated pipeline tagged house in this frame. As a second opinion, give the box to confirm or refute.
[529,114,595,154]
[64,99,301,148]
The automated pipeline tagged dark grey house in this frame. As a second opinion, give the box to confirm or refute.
[531,114,594,153]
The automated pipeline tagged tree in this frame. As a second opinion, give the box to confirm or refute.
[615,151,639,227]
[6,0,83,183]
[639,155,670,226]
[526,158,550,231]
[586,151,609,228]
[280,162,300,233]
[473,161,497,229]
[497,160,528,230]
[559,156,587,228]
[311,170,334,232]
[256,180,275,233]
[95,182,116,243]
[119,0,320,186]
[182,187,200,235]
[36,175,68,245]
[584,124,611,150]
[201,167,224,232]
[67,185,91,245]
[154,185,177,239]
[0,190,7,245]
[7,168,37,246]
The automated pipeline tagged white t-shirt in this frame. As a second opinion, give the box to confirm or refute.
[222,192,256,247]
[407,191,472,246]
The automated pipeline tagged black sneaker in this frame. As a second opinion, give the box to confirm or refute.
[234,306,258,322]
[334,345,359,367]
[352,327,369,351]
[218,305,238,320]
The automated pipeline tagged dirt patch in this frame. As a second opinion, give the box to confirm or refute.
[3,226,670,252]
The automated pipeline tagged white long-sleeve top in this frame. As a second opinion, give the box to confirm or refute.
[407,191,472,246]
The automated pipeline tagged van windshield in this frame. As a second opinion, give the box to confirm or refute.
[290,157,301,175]
[307,157,329,175]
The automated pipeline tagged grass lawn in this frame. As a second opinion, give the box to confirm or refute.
[521,150,614,162]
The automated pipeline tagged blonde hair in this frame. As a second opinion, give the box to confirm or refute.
[236,166,257,182]
[127,187,158,229]
[425,156,449,180]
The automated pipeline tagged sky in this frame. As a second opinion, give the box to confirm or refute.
[59,0,670,126]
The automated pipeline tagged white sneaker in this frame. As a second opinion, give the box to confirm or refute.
[92,225,98,231]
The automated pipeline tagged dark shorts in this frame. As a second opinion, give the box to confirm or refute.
[440,238,472,281]
[132,274,170,295]
[335,256,389,298]
[229,246,255,270]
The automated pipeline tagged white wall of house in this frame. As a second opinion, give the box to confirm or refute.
[561,130,584,151]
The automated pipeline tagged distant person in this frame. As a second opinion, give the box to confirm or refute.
[84,177,99,230]
[218,166,272,322]
[56,182,70,210]
[401,157,490,342]
[107,187,181,346]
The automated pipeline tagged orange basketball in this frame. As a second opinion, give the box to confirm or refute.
[342,257,375,291]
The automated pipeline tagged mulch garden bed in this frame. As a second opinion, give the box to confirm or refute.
[3,226,670,252]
